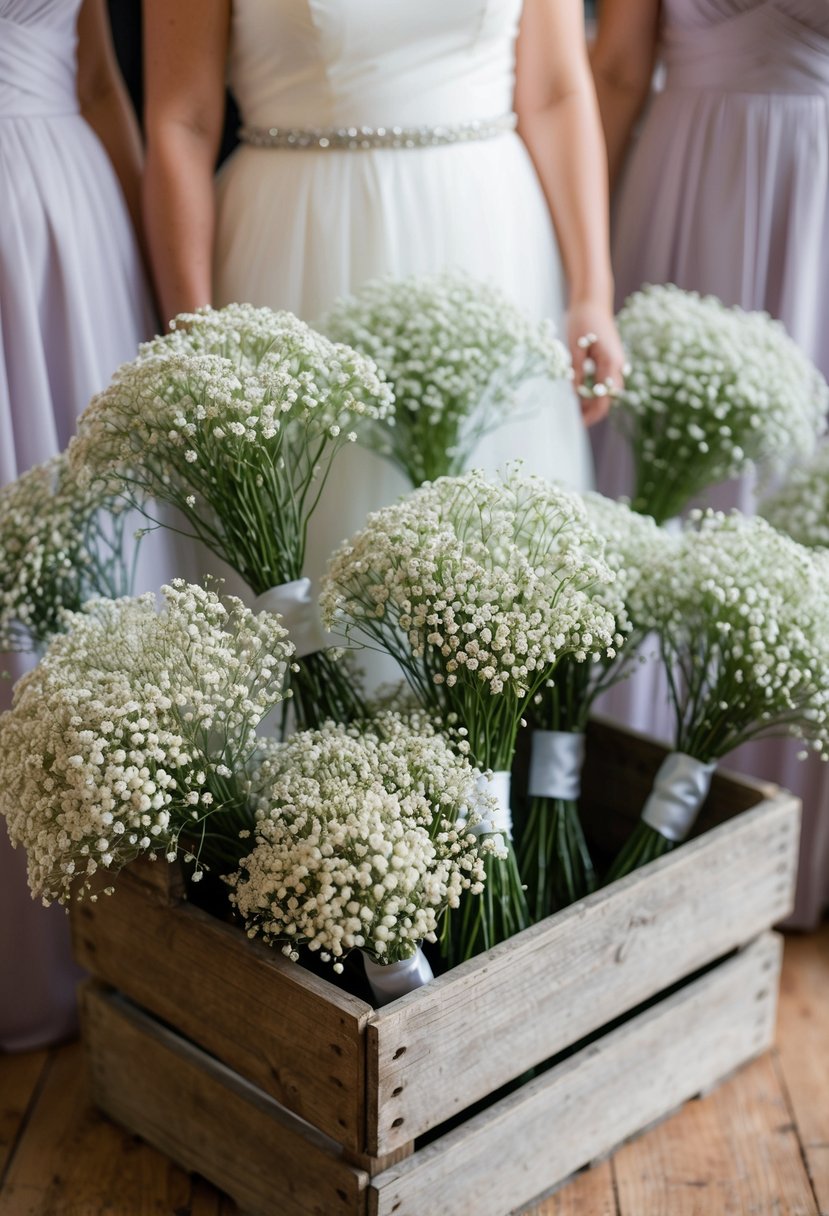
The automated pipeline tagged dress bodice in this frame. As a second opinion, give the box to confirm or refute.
[660,0,829,93]
[228,0,523,128]
[0,0,80,118]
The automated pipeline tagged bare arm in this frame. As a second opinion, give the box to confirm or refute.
[143,0,230,326]
[514,0,625,424]
[76,0,144,247]
[590,0,661,191]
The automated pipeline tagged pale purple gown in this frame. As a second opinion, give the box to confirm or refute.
[594,0,829,927]
[0,0,155,1048]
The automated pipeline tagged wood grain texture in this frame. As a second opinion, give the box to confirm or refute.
[70,882,372,1150]
[367,795,798,1152]
[0,1050,48,1180]
[775,924,829,1212]
[526,1161,618,1216]
[613,1052,818,1216]
[368,935,782,1216]
[81,984,368,1216]
[0,1041,197,1216]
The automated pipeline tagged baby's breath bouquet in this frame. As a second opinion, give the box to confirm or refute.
[0,581,293,904]
[519,494,672,918]
[607,512,829,880]
[230,714,496,1004]
[68,304,394,727]
[0,454,135,653]
[322,272,571,487]
[321,468,619,958]
[760,441,829,549]
[614,285,828,523]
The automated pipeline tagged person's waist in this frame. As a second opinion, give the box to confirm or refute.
[237,113,517,151]
[662,49,829,97]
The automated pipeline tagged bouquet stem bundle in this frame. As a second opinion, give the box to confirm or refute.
[322,271,571,487]
[322,469,620,958]
[608,511,829,881]
[69,305,394,728]
[614,284,828,523]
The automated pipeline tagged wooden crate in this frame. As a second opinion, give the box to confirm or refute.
[72,720,800,1215]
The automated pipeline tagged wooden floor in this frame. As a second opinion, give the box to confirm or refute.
[0,929,827,1216]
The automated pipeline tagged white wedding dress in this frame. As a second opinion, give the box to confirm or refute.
[214,0,592,590]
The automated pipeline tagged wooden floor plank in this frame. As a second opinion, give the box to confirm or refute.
[0,1042,216,1216]
[775,925,829,1213]
[613,1052,818,1216]
[527,1160,618,1215]
[0,1050,49,1180]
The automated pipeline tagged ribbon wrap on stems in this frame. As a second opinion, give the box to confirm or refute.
[467,770,512,843]
[250,578,331,658]
[641,752,717,842]
[528,730,586,800]
[361,946,434,1006]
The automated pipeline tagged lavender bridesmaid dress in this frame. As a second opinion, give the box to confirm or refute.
[0,0,155,1048]
[594,0,829,927]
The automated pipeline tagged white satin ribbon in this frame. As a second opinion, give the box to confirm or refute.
[250,578,330,658]
[528,730,585,800]
[641,752,717,843]
[468,770,512,841]
[362,946,434,1006]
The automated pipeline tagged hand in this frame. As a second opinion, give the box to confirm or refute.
[566,301,627,426]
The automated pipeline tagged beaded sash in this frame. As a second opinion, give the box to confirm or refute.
[238,113,517,150]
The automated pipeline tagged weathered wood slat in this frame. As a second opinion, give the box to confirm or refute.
[367,796,799,1153]
[368,934,782,1216]
[70,885,372,1151]
[613,1052,818,1215]
[775,924,829,1212]
[0,1050,48,1179]
[81,984,367,1216]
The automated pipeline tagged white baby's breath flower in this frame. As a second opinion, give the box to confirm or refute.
[0,582,293,904]
[760,441,829,550]
[614,284,828,523]
[322,272,572,486]
[0,454,135,653]
[229,714,495,966]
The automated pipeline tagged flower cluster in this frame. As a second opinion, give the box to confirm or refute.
[69,304,394,726]
[230,715,494,967]
[637,509,829,758]
[614,285,828,522]
[0,454,134,652]
[0,582,293,904]
[519,492,672,915]
[322,272,571,486]
[70,305,393,591]
[321,467,620,764]
[760,442,829,550]
[607,509,829,879]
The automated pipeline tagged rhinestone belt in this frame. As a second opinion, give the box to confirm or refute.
[238,113,517,151]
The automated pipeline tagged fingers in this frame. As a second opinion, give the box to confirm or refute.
[580,392,610,427]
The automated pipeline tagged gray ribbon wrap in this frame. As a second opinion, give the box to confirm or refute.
[528,730,586,800]
[641,752,717,843]
[251,578,330,658]
[362,946,434,1006]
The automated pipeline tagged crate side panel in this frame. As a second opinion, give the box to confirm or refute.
[81,984,367,1216]
[368,796,798,1152]
[71,885,370,1151]
[370,934,782,1216]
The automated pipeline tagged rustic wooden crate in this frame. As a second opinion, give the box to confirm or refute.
[72,720,800,1214]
